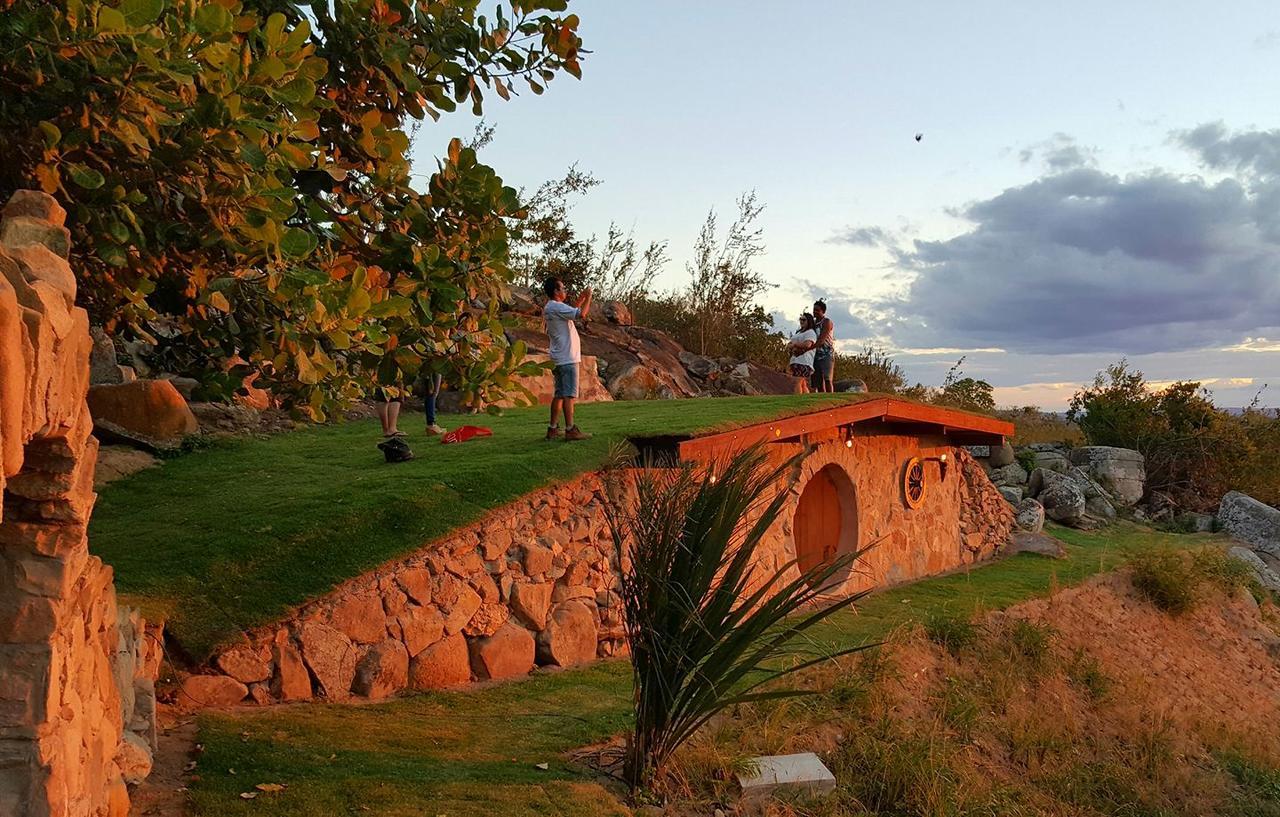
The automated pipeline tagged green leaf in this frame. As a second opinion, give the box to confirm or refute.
[38,121,61,148]
[97,7,127,32]
[121,0,164,27]
[193,4,232,35]
[67,164,105,190]
[280,227,317,257]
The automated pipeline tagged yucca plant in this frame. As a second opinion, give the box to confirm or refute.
[605,445,874,791]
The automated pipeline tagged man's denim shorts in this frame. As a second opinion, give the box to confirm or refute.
[553,363,579,398]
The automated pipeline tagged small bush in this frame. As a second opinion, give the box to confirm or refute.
[939,679,980,741]
[1066,648,1111,701]
[923,612,978,655]
[1130,548,1202,615]
[1130,546,1252,615]
[1015,448,1039,476]
[1219,751,1280,817]
[1008,619,1053,667]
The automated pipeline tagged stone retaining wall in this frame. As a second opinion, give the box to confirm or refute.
[191,429,1013,706]
[0,191,159,816]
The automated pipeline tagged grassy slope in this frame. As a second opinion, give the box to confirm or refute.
[189,524,1231,816]
[91,395,856,659]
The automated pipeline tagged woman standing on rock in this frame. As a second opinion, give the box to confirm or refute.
[811,299,836,393]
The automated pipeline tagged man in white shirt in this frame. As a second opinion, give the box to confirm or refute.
[542,276,594,441]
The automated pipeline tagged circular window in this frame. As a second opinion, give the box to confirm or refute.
[902,456,927,509]
[793,464,859,585]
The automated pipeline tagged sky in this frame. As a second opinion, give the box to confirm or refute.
[410,0,1280,410]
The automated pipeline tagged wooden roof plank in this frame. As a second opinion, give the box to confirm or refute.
[678,398,1012,460]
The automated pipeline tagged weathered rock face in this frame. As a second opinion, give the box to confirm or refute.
[1219,491,1280,559]
[603,300,633,326]
[536,600,598,667]
[352,640,409,699]
[409,633,471,689]
[989,463,1029,488]
[1069,446,1145,506]
[295,622,357,700]
[0,191,158,817]
[1038,474,1086,525]
[1015,498,1046,533]
[469,620,535,680]
[178,674,249,709]
[988,441,1016,468]
[1227,546,1280,593]
[87,379,199,451]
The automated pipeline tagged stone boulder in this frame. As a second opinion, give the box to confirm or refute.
[177,674,247,709]
[1085,495,1117,522]
[469,621,536,680]
[87,379,198,451]
[989,463,1028,488]
[1014,498,1045,533]
[679,350,717,380]
[352,640,409,699]
[998,486,1023,505]
[1228,547,1280,593]
[1033,450,1071,473]
[608,361,671,400]
[536,600,598,667]
[270,641,312,701]
[988,441,1016,468]
[117,732,154,785]
[214,645,270,684]
[89,326,128,385]
[836,378,868,394]
[1038,477,1086,525]
[603,300,633,325]
[1069,446,1145,506]
[1219,491,1280,559]
[1007,531,1065,559]
[408,633,471,689]
[295,622,358,700]
[511,582,552,629]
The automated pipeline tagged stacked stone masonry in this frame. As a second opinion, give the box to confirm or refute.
[195,430,1013,706]
[0,191,159,817]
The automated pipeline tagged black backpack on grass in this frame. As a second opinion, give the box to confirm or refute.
[377,436,414,463]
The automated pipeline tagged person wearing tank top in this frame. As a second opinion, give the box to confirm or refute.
[811,299,835,393]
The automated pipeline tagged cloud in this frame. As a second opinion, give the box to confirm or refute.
[873,131,1280,356]
[828,225,892,248]
[1018,133,1097,171]
[1177,122,1280,178]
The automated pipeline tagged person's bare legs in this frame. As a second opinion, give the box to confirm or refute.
[376,400,402,436]
[564,397,575,430]
[547,397,563,439]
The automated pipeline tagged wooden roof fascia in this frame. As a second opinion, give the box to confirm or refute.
[677,398,1012,461]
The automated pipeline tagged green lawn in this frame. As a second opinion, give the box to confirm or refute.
[189,524,1232,816]
[91,395,857,659]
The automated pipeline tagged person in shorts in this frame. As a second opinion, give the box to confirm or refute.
[787,312,817,393]
[811,298,836,393]
[542,276,593,441]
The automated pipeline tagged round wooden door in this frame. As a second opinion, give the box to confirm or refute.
[794,465,844,575]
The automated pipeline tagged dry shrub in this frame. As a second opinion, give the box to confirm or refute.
[659,578,1280,817]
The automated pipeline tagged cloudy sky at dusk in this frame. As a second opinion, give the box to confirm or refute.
[411,0,1280,409]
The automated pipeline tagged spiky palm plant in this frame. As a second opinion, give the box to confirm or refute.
[605,445,873,791]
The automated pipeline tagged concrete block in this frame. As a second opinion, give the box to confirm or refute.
[737,752,836,801]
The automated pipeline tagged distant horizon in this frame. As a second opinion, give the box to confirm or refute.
[413,1,1280,410]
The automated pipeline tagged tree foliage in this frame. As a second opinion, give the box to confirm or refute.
[0,0,583,416]
[1069,360,1280,509]
[509,165,668,302]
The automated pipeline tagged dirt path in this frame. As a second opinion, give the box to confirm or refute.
[128,707,198,817]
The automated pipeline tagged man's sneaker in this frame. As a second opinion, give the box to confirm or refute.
[425,423,447,436]
[564,426,591,442]
[545,426,563,441]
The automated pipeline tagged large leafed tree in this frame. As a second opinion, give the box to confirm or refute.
[0,0,583,417]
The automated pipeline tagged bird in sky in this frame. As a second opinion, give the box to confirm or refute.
[914,133,923,142]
